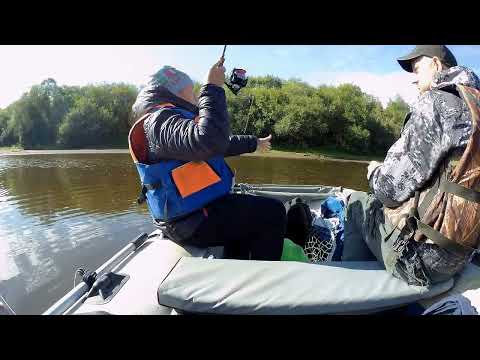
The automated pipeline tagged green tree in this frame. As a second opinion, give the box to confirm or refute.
[0,109,16,146]
[384,95,410,136]
[58,97,110,148]
[7,79,70,148]
[55,83,137,147]
[274,96,329,147]
[247,75,283,89]
[0,75,411,157]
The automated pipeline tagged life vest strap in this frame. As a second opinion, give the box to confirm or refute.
[128,102,176,164]
[137,183,162,204]
[415,219,476,253]
[440,180,480,204]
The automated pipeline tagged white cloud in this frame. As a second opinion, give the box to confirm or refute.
[0,45,217,109]
[303,70,420,107]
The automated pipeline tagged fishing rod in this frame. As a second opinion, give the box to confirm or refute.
[221,45,253,134]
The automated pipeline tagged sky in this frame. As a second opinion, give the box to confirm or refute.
[1,45,480,109]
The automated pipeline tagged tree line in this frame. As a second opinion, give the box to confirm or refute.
[0,76,410,155]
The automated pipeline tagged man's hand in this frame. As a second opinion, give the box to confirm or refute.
[206,57,226,87]
[257,134,272,152]
[367,161,382,180]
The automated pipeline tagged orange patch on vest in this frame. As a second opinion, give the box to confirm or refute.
[171,161,221,198]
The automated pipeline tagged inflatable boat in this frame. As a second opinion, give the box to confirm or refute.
[40,184,480,315]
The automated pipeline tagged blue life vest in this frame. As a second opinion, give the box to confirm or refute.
[129,104,234,222]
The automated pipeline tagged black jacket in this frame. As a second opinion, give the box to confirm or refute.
[132,83,257,163]
[131,82,258,241]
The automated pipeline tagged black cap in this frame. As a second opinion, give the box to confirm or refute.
[397,45,457,72]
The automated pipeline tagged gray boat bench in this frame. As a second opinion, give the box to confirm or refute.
[157,257,455,315]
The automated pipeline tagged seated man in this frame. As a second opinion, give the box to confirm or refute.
[342,45,480,286]
[129,57,286,260]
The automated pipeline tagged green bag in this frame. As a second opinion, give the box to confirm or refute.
[281,238,310,263]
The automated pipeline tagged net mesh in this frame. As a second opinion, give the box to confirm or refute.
[304,225,336,263]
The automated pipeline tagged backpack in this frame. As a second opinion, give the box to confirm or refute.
[388,85,480,255]
[284,197,313,248]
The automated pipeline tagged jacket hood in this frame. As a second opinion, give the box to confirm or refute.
[431,65,480,91]
[132,83,198,121]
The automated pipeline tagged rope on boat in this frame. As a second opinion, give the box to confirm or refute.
[235,183,253,194]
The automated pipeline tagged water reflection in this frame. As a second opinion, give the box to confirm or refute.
[226,156,369,191]
[0,154,154,314]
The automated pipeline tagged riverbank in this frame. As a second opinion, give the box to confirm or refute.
[0,146,383,163]
[244,146,384,163]
[0,146,23,153]
[0,148,129,156]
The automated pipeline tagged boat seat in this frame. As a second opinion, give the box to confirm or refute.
[157,258,454,315]
[419,262,480,310]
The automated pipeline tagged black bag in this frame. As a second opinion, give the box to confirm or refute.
[284,197,313,248]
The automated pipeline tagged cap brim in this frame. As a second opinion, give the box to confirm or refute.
[397,49,423,73]
[397,58,414,73]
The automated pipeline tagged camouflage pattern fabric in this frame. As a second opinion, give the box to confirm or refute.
[364,66,480,286]
[369,66,479,208]
[418,85,480,249]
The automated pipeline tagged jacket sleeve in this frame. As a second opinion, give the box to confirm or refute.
[144,84,231,162]
[224,135,258,157]
[369,91,470,208]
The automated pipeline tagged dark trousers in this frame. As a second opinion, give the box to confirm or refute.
[184,194,286,261]
[343,191,471,286]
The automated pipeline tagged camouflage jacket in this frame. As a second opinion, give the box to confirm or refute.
[369,66,480,208]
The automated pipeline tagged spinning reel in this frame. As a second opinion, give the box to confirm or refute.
[222,45,248,95]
